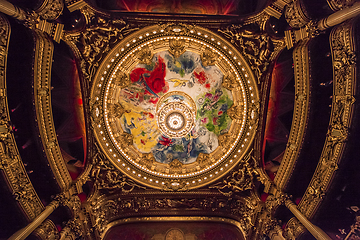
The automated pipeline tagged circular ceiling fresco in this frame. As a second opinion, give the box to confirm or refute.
[90,24,260,190]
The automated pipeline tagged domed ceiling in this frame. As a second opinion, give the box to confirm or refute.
[91,24,259,190]
[1,0,360,239]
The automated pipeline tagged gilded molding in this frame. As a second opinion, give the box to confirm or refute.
[0,14,44,221]
[274,39,310,190]
[89,23,260,190]
[88,192,260,239]
[102,216,247,239]
[297,20,356,219]
[33,30,72,190]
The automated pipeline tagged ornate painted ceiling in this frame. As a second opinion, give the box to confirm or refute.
[0,0,360,240]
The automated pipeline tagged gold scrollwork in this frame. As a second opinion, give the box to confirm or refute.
[169,159,183,173]
[109,103,126,118]
[168,38,186,59]
[36,0,64,20]
[137,46,153,65]
[91,148,146,192]
[284,0,310,28]
[114,72,131,88]
[118,132,134,147]
[227,104,244,120]
[222,73,238,90]
[33,219,59,240]
[200,47,217,67]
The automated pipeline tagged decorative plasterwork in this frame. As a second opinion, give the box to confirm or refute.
[218,22,285,84]
[62,11,138,86]
[264,0,292,19]
[90,24,260,190]
[87,191,260,238]
[297,20,356,219]
[274,40,310,190]
[33,30,72,190]
[284,0,310,28]
[102,217,246,239]
[0,14,44,221]
[327,0,358,11]
[33,219,59,240]
[35,0,64,20]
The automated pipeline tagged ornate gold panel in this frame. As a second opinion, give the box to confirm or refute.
[298,19,356,219]
[0,14,44,221]
[33,30,72,190]
[90,24,260,190]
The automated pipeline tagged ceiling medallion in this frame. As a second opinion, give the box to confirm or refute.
[90,24,259,190]
[157,92,196,138]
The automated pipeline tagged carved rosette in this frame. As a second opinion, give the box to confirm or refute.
[90,24,259,190]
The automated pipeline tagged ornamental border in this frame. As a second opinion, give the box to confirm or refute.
[297,20,356,219]
[0,14,44,221]
[33,30,72,190]
[274,39,311,189]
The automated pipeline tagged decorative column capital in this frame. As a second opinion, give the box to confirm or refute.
[285,0,311,28]
[35,0,64,21]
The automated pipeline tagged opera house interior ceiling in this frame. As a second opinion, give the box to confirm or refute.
[1,0,360,239]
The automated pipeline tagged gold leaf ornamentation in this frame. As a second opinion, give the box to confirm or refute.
[140,153,155,168]
[137,46,153,65]
[201,47,217,67]
[227,104,243,120]
[109,103,126,118]
[118,132,133,147]
[168,39,186,59]
[222,74,238,91]
[114,72,131,88]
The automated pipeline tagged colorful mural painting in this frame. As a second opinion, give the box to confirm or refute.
[119,50,233,164]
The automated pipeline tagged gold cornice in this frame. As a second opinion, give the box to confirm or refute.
[274,39,311,190]
[0,14,44,221]
[33,30,72,190]
[297,19,356,219]
[102,216,247,240]
[87,189,261,238]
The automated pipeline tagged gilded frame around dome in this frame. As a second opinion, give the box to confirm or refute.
[90,23,260,190]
